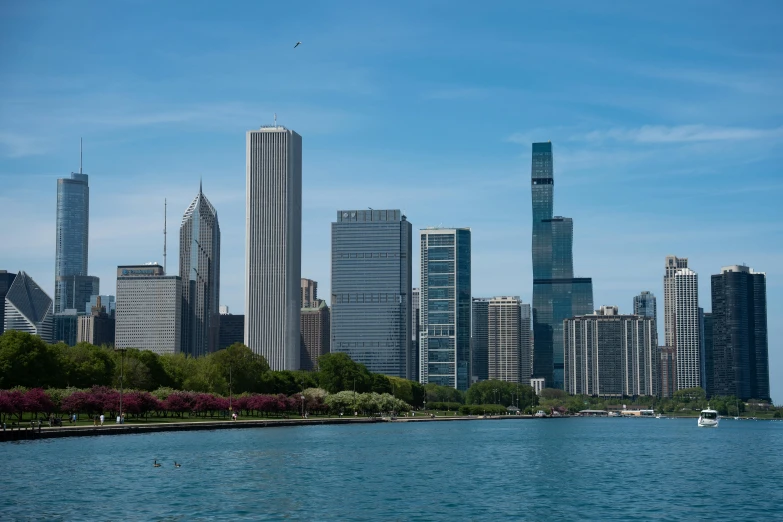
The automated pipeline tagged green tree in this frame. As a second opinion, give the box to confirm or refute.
[211,343,270,394]
[465,380,537,410]
[371,374,392,394]
[425,383,464,404]
[158,353,192,390]
[59,342,115,388]
[317,353,371,393]
[0,331,60,388]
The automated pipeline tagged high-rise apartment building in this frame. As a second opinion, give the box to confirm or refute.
[564,306,659,397]
[664,256,688,347]
[488,297,531,384]
[420,228,471,391]
[55,149,99,314]
[660,346,677,398]
[331,210,412,378]
[179,183,221,357]
[0,270,17,334]
[301,279,318,309]
[530,142,593,389]
[115,265,181,355]
[701,310,714,397]
[412,287,420,379]
[77,295,115,346]
[300,300,330,371]
[633,291,657,321]
[674,267,700,390]
[245,125,302,370]
[471,298,489,383]
[710,265,769,401]
[4,272,53,342]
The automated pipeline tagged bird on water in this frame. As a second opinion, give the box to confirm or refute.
[174,462,181,468]
[153,460,161,467]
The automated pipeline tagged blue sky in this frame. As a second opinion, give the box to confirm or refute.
[1,2,781,400]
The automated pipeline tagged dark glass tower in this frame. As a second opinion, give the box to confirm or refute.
[179,182,221,357]
[710,265,769,401]
[531,142,593,389]
[331,210,412,379]
[471,298,489,383]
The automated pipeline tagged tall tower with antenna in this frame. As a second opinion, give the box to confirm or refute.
[163,199,167,275]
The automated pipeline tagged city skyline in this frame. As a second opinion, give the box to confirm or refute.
[1,2,780,401]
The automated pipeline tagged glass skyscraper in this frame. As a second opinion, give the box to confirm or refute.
[55,167,98,313]
[633,291,657,321]
[471,298,489,384]
[179,183,221,357]
[420,228,471,391]
[331,210,412,379]
[530,142,593,389]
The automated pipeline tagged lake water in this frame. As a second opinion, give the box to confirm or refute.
[1,417,782,521]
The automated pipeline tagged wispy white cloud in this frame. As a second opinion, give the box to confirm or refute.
[0,133,49,158]
[576,124,783,144]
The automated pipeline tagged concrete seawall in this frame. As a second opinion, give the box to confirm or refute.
[1,414,564,442]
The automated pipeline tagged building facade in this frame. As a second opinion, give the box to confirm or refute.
[710,265,769,401]
[420,228,471,391]
[471,298,489,384]
[300,300,330,371]
[488,297,531,384]
[55,167,91,313]
[412,287,420,380]
[530,142,594,389]
[4,271,53,342]
[331,209,412,379]
[245,125,302,370]
[301,279,318,309]
[115,265,182,355]
[218,313,245,350]
[674,267,700,390]
[0,270,17,334]
[564,306,659,397]
[77,296,115,346]
[54,310,79,346]
[660,346,677,398]
[633,291,657,321]
[179,183,221,357]
[664,256,688,347]
[701,311,714,397]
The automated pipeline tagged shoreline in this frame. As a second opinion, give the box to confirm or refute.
[0,414,565,442]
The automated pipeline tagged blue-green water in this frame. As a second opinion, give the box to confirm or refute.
[1,418,782,521]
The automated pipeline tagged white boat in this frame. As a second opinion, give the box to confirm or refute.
[698,407,719,428]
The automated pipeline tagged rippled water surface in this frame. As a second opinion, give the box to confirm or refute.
[1,418,782,521]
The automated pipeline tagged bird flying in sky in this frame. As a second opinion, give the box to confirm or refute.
[294,41,301,48]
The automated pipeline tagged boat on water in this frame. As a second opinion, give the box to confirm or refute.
[698,407,719,428]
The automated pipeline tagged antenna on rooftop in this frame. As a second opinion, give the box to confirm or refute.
[274,113,277,127]
[163,198,167,274]
[79,137,83,174]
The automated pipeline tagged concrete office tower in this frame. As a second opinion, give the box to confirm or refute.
[245,125,302,370]
[471,298,490,383]
[218,313,244,350]
[300,300,330,371]
[564,306,659,397]
[420,228,471,391]
[0,270,17,334]
[711,265,769,401]
[115,265,181,355]
[633,291,657,321]
[55,147,99,314]
[664,256,688,347]
[530,142,594,389]
[301,279,317,309]
[674,267,700,390]
[77,296,115,346]
[179,183,221,357]
[487,297,531,384]
[4,272,53,342]
[331,210,412,378]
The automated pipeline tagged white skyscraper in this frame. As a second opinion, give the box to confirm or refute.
[488,296,530,384]
[245,125,302,370]
[674,267,700,390]
[664,256,688,347]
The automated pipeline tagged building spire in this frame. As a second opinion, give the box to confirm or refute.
[79,137,83,174]
[199,177,203,195]
[163,198,167,275]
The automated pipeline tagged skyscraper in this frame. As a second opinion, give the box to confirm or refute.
[564,306,658,397]
[710,265,769,401]
[331,210,412,379]
[664,256,688,347]
[0,270,17,335]
[674,267,700,390]
[77,295,115,346]
[412,287,420,380]
[4,271,53,342]
[116,265,182,355]
[245,125,302,370]
[471,298,490,383]
[633,291,657,321]
[179,183,221,357]
[300,300,330,371]
[420,228,471,391]
[488,296,531,384]
[701,310,714,397]
[530,142,593,389]
[301,279,317,309]
[55,147,98,314]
